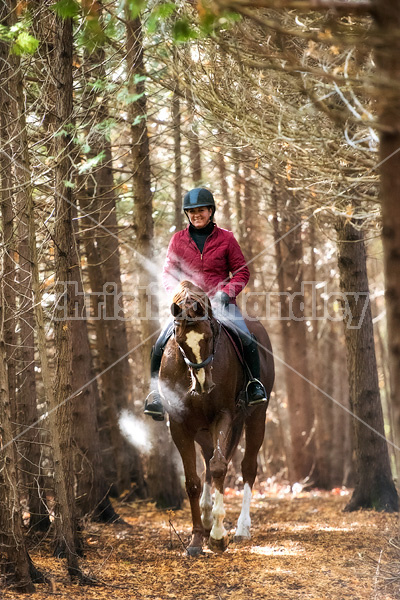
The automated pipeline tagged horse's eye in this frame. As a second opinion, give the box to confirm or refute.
[171,302,183,318]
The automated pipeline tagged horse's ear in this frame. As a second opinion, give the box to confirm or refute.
[171,302,181,317]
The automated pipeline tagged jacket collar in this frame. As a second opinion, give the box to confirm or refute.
[185,223,219,236]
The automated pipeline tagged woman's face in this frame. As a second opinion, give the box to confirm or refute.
[186,206,213,229]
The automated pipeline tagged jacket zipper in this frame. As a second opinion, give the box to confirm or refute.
[188,225,217,261]
[200,226,217,260]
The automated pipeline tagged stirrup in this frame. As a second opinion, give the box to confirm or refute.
[144,391,165,421]
[245,379,268,406]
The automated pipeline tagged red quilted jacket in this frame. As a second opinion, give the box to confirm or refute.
[162,225,250,302]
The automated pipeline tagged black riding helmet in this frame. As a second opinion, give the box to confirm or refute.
[183,188,216,215]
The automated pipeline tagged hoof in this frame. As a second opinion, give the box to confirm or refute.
[186,546,203,557]
[233,534,251,543]
[208,535,229,553]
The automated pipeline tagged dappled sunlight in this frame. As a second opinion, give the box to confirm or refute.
[250,543,305,556]
[278,522,362,533]
[8,490,397,600]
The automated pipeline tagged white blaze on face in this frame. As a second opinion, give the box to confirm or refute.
[185,330,206,389]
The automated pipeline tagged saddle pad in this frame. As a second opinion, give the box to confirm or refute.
[220,323,245,366]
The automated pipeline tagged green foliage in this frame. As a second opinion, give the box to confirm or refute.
[131,114,147,126]
[0,24,11,42]
[0,21,39,56]
[54,123,75,137]
[173,18,198,43]
[199,11,241,36]
[79,17,107,52]
[52,0,80,19]
[126,0,147,19]
[145,5,242,43]
[90,78,108,93]
[80,142,91,154]
[117,87,145,105]
[63,180,76,189]
[134,74,147,85]
[89,78,116,94]
[78,151,106,174]
[11,31,39,56]
[147,2,177,34]
[93,118,118,142]
[102,12,120,41]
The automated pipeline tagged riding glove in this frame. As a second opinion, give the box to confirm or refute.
[214,291,230,306]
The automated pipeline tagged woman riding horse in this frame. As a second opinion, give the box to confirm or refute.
[144,187,268,421]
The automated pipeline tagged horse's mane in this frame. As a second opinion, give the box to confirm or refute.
[172,280,211,314]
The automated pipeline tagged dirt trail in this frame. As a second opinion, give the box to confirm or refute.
[2,488,399,599]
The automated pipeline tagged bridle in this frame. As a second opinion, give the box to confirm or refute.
[173,302,220,371]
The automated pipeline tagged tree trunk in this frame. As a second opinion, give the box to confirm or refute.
[272,188,317,484]
[77,191,137,496]
[307,221,333,489]
[125,9,184,509]
[78,29,139,496]
[333,341,354,487]
[336,219,398,511]
[78,23,133,420]
[125,11,160,374]
[3,1,46,528]
[49,12,82,576]
[172,75,183,232]
[25,198,53,531]
[374,311,397,476]
[62,14,123,517]
[0,318,35,593]
[232,150,244,242]
[1,0,48,534]
[187,106,203,186]
[0,13,35,589]
[217,145,232,230]
[95,142,132,413]
[70,218,116,520]
[242,162,254,273]
[374,0,400,473]
[0,13,17,420]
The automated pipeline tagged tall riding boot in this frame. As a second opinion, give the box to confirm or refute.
[144,322,174,421]
[243,335,268,406]
[144,350,165,421]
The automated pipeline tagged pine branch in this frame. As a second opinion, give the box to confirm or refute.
[216,0,372,15]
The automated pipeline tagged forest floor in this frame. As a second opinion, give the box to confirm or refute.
[2,484,400,600]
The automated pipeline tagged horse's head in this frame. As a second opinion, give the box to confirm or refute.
[171,281,218,394]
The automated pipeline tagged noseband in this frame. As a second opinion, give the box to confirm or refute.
[181,352,214,370]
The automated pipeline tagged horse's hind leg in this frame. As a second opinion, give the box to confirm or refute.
[170,422,204,556]
[235,406,267,541]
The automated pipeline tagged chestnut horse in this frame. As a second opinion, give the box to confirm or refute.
[159,281,274,555]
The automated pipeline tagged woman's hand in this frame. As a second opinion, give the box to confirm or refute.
[214,291,231,306]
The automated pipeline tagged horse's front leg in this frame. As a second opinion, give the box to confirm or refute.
[199,446,213,536]
[235,405,267,541]
[169,422,204,556]
[208,411,232,553]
